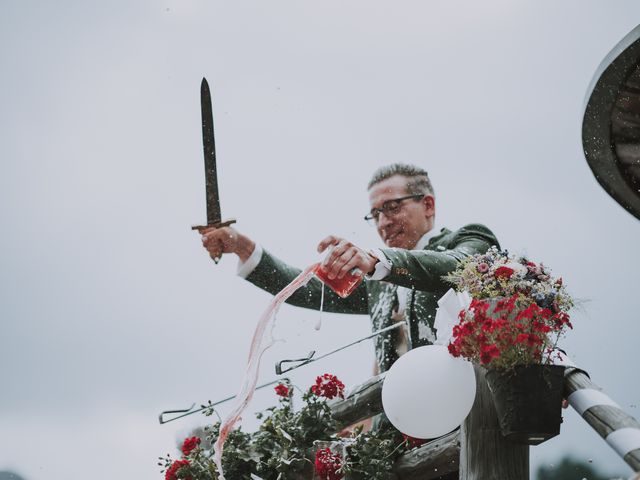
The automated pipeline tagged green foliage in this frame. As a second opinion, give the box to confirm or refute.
[535,456,625,480]
[159,424,255,480]
[206,423,256,480]
[159,379,410,480]
[342,426,404,480]
[252,387,339,479]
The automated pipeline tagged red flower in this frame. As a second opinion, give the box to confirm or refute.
[180,437,201,457]
[470,298,490,313]
[532,321,551,333]
[517,333,541,347]
[479,344,500,365]
[516,303,539,321]
[494,266,514,279]
[402,433,428,448]
[311,374,345,399]
[493,318,508,330]
[526,334,542,347]
[539,308,552,319]
[553,312,572,329]
[274,383,290,397]
[314,448,343,480]
[526,261,543,276]
[481,319,494,332]
[494,295,518,313]
[165,459,191,480]
[449,295,571,369]
[461,322,475,335]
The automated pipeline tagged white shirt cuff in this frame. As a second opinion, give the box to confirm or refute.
[368,249,391,280]
[237,244,263,278]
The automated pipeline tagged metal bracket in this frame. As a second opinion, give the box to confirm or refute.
[275,351,315,375]
[158,378,285,424]
[159,403,197,424]
[273,320,409,376]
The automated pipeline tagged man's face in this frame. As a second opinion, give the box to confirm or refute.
[368,174,435,249]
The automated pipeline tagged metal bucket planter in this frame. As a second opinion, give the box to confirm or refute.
[485,364,565,445]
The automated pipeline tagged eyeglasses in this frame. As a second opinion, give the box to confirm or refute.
[364,194,424,224]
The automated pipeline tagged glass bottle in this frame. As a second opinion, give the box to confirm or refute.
[314,263,364,298]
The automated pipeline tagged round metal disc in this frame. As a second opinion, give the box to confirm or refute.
[583,24,640,221]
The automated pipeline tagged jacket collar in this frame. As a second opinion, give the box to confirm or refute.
[414,225,441,250]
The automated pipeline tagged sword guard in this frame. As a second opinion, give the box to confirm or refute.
[191,218,237,232]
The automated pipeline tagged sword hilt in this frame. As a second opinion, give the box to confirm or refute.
[192,218,238,264]
[191,218,237,232]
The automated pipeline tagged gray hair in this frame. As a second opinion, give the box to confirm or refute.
[367,163,435,197]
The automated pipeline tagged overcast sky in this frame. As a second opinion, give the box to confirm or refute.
[1,1,640,479]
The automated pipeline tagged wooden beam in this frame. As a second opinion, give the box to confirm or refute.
[565,368,640,472]
[394,430,460,480]
[329,373,386,429]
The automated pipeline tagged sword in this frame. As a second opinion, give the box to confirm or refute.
[192,78,236,262]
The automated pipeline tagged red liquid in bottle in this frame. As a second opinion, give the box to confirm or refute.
[314,264,364,298]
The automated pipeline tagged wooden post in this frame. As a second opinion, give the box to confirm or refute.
[459,365,529,480]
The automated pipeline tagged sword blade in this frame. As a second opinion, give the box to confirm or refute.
[201,77,222,225]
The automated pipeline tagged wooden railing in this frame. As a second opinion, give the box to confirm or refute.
[565,367,640,471]
[328,372,460,480]
[327,367,640,479]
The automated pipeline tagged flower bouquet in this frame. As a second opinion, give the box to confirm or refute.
[443,247,574,444]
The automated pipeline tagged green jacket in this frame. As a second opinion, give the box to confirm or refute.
[246,223,499,372]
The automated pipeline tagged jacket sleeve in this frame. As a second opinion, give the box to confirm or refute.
[379,224,499,291]
[244,248,369,315]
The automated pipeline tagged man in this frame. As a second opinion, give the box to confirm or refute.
[202,163,499,374]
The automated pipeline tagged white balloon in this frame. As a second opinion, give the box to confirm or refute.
[381,345,476,439]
